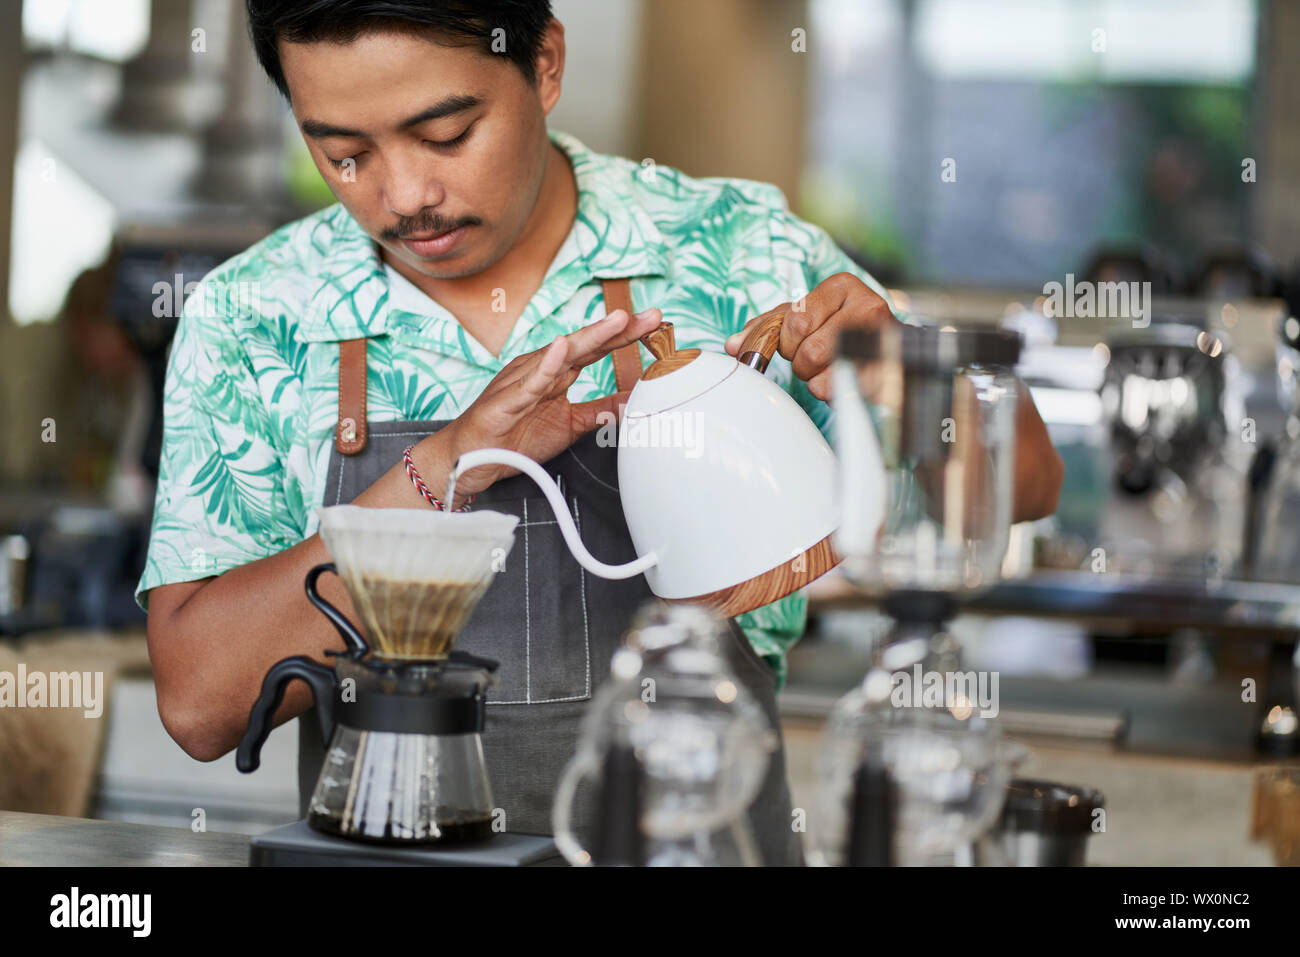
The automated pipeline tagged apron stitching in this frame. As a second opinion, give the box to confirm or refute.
[359,430,443,439]
[334,454,346,505]
[485,500,591,707]
[523,498,532,704]
[564,447,621,494]
[573,499,593,698]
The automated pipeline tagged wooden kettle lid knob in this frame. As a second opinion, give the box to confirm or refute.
[640,322,701,381]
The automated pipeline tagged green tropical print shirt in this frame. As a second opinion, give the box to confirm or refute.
[137,129,892,688]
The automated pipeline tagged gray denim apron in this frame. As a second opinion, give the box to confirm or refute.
[298,288,803,865]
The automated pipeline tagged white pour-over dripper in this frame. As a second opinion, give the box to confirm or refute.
[316,505,520,659]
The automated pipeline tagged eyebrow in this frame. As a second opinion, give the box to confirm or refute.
[300,94,483,140]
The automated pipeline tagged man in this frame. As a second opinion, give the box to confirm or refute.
[140,0,1063,864]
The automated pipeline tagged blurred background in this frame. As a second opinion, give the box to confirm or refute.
[1,0,1298,864]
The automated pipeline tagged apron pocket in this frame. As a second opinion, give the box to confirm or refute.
[455,495,593,705]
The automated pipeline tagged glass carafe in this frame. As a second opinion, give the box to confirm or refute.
[238,639,501,844]
[552,603,775,866]
[305,656,497,843]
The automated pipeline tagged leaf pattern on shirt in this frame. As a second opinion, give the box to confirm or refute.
[139,130,894,688]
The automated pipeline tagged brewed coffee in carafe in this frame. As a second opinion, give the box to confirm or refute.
[237,505,520,845]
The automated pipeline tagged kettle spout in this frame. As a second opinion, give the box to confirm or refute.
[452,448,659,581]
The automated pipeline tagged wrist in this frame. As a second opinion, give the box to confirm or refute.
[411,428,468,510]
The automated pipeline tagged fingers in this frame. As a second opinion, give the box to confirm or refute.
[614,308,665,350]
[566,308,663,368]
[791,320,840,383]
[805,367,832,403]
[723,300,824,361]
[570,390,628,434]
[563,309,631,362]
[727,275,896,386]
[790,294,894,382]
[780,284,846,362]
[724,321,749,356]
[490,306,660,414]
[502,336,569,413]
[724,305,785,357]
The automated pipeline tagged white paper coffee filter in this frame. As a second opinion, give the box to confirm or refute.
[317,505,519,585]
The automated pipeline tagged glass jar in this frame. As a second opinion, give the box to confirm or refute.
[832,323,1022,595]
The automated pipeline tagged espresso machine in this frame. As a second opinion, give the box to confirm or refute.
[811,322,1029,866]
[1242,310,1300,754]
[236,505,561,866]
[1097,319,1246,579]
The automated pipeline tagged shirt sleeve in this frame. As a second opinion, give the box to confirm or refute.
[135,278,301,609]
[769,204,903,437]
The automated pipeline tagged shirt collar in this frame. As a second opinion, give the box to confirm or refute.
[551,129,669,280]
[295,130,668,344]
[298,205,391,342]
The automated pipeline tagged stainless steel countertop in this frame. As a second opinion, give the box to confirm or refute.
[0,810,249,867]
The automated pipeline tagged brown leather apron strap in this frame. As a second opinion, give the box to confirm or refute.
[600,277,644,394]
[335,337,368,455]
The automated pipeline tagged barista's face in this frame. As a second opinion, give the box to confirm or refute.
[279,23,564,279]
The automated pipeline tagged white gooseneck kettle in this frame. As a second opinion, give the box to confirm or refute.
[452,314,844,616]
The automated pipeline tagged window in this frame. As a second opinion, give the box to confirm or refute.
[804,0,1259,287]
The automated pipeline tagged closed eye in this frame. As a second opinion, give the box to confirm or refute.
[324,151,366,170]
[427,123,475,152]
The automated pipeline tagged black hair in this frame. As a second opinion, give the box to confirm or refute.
[246,0,555,98]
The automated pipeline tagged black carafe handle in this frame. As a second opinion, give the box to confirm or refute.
[304,562,369,658]
[236,656,338,773]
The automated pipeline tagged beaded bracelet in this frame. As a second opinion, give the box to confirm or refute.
[402,445,475,511]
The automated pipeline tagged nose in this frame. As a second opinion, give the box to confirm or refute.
[382,148,445,218]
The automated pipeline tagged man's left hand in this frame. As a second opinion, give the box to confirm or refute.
[723,272,893,401]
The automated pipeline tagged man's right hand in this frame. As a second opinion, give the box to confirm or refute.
[430,307,663,503]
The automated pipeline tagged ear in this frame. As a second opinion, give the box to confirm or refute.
[535,18,566,115]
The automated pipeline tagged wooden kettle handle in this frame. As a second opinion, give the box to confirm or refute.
[737,311,785,373]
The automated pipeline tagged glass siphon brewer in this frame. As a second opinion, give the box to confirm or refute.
[811,321,1025,866]
[551,602,776,866]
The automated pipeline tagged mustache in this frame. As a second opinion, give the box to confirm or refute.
[381,211,481,241]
